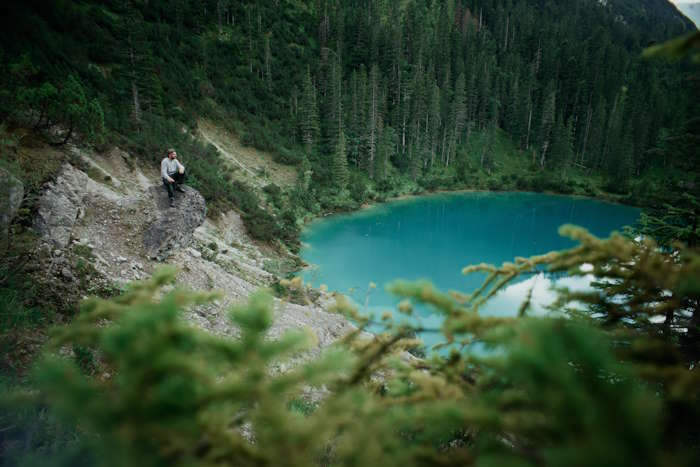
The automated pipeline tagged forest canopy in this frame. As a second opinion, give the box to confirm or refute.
[0,0,697,217]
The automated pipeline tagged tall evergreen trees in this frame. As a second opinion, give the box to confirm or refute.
[299,66,319,155]
[290,0,693,188]
[0,0,695,193]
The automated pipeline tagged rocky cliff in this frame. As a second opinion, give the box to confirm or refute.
[0,168,23,249]
[31,145,354,360]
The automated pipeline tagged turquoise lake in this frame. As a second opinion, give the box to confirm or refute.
[300,192,640,349]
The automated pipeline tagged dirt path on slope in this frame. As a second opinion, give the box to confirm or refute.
[197,120,297,188]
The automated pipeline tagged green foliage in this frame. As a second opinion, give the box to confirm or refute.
[643,31,700,63]
[457,225,700,458]
[332,130,349,191]
[0,0,695,228]
[639,194,699,248]
[3,225,699,466]
[348,170,370,204]
[12,71,104,145]
[299,65,319,154]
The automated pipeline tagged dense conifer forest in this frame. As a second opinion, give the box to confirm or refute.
[0,1,699,466]
[1,0,697,225]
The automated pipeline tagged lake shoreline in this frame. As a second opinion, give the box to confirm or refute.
[297,190,640,349]
[303,186,638,230]
[295,186,640,272]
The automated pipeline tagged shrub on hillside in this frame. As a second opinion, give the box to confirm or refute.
[349,171,369,203]
[263,183,283,208]
[242,207,279,242]
[274,146,304,165]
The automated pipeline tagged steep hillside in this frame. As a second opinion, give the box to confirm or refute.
[2,139,353,372]
[607,0,696,35]
[197,120,298,189]
[0,0,697,225]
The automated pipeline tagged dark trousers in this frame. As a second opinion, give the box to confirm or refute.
[162,171,186,200]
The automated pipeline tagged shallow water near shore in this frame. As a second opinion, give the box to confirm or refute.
[300,191,640,350]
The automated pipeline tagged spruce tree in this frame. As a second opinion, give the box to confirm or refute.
[427,82,441,167]
[366,64,381,176]
[333,130,349,191]
[538,82,557,168]
[299,66,319,155]
[549,113,574,171]
[584,97,607,169]
[446,72,466,167]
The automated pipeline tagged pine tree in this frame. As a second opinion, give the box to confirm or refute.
[446,72,466,167]
[476,61,492,129]
[299,66,319,154]
[375,125,395,182]
[333,130,349,190]
[366,64,381,176]
[538,82,557,168]
[549,113,574,171]
[480,124,496,172]
[119,6,148,124]
[602,87,628,181]
[264,31,272,90]
[584,97,607,169]
[427,82,441,167]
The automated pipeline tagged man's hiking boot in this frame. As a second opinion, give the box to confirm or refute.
[175,185,186,193]
[169,198,175,208]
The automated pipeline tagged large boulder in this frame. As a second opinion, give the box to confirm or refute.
[143,185,206,260]
[34,163,89,248]
[0,168,24,246]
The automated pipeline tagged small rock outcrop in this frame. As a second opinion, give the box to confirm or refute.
[34,164,89,247]
[0,168,24,245]
[143,185,207,260]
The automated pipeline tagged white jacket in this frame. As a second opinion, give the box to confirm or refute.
[161,157,184,179]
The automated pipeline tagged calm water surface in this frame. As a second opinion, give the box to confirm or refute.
[300,192,640,349]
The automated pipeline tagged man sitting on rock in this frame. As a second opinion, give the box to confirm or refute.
[161,148,186,207]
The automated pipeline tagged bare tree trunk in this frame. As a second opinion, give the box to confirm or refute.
[369,69,380,175]
[441,127,447,165]
[401,111,407,155]
[525,106,532,150]
[425,112,432,167]
[540,142,548,168]
[247,10,253,74]
[131,80,141,123]
[580,97,593,166]
[129,41,141,123]
[264,32,272,90]
[217,0,223,36]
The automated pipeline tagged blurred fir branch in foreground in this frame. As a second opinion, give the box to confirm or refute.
[2,224,699,467]
[643,31,700,63]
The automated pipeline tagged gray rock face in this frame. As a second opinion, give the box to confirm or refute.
[34,164,89,248]
[143,185,206,260]
[0,168,24,244]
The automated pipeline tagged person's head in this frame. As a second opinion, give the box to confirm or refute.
[167,148,177,160]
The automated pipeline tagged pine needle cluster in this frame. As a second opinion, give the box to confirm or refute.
[3,223,699,466]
